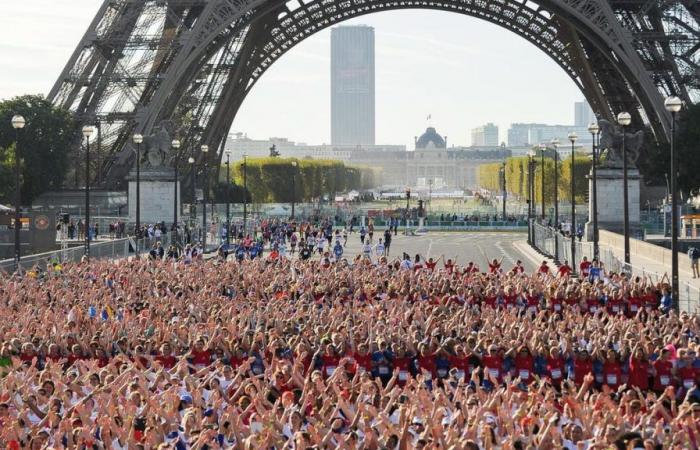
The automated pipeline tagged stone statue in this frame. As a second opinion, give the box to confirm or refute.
[598,119,644,168]
[138,121,174,169]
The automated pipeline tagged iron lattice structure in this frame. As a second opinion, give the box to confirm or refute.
[49,0,700,190]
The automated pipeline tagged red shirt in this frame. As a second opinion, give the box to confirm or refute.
[448,355,473,379]
[573,358,593,385]
[653,359,674,390]
[579,260,592,276]
[538,264,550,274]
[417,355,437,378]
[678,365,697,390]
[482,355,503,381]
[603,360,622,388]
[488,263,501,274]
[425,261,437,272]
[558,265,572,277]
[352,352,372,372]
[628,358,650,390]
[191,349,211,367]
[514,355,535,382]
[393,356,413,384]
[547,357,565,383]
[321,354,340,378]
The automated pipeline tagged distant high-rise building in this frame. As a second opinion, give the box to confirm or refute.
[574,100,595,127]
[331,26,375,146]
[507,123,531,146]
[471,123,499,146]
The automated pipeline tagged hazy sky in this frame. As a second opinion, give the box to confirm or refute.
[0,1,584,148]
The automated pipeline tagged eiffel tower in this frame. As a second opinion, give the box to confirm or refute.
[49,0,699,191]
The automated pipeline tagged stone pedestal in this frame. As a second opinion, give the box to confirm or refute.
[585,167,640,238]
[127,168,180,225]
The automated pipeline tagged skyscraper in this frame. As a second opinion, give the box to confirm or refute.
[331,26,375,146]
[574,100,595,127]
[471,123,499,146]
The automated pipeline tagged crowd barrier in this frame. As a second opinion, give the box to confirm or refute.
[530,222,699,312]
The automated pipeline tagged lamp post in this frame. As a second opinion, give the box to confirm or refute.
[617,111,632,268]
[539,143,546,221]
[188,156,196,243]
[243,153,248,237]
[527,149,536,245]
[500,161,507,221]
[83,125,94,259]
[224,150,231,248]
[588,122,600,261]
[405,186,411,234]
[132,133,143,254]
[172,139,181,246]
[11,115,25,270]
[201,145,209,251]
[665,96,682,309]
[568,132,578,273]
[291,161,297,219]
[551,138,560,262]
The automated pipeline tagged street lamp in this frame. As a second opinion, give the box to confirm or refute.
[588,122,600,261]
[242,153,248,237]
[291,161,298,219]
[500,161,507,221]
[172,139,181,246]
[188,156,195,243]
[132,133,143,254]
[665,96,682,309]
[405,186,411,234]
[551,138,560,263]
[527,149,536,245]
[568,131,578,274]
[225,149,232,248]
[11,115,25,271]
[83,125,94,259]
[201,144,209,251]
[539,143,546,221]
[617,111,632,268]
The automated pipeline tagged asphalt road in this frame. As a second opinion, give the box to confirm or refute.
[324,231,537,272]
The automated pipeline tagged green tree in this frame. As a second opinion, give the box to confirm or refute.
[0,95,75,204]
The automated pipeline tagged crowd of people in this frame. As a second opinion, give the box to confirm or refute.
[1,226,700,450]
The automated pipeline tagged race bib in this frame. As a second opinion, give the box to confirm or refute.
[456,370,466,380]
[378,366,390,375]
[437,369,447,378]
[325,366,336,376]
[554,304,561,311]
[606,374,618,385]
[489,368,499,379]
[528,306,537,314]
[660,375,670,386]
[423,372,433,380]
[683,379,694,389]
[590,306,598,313]
[612,305,620,312]
[519,369,530,380]
[399,371,409,381]
[551,368,562,379]
[631,305,638,312]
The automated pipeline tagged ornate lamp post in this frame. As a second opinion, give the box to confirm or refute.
[500,161,507,221]
[291,160,298,219]
[201,144,209,251]
[527,149,536,245]
[405,186,411,234]
[243,153,248,237]
[11,115,25,270]
[588,122,600,260]
[172,139,181,245]
[568,131,578,273]
[617,111,632,267]
[132,133,143,254]
[188,156,196,243]
[82,125,94,259]
[551,138,560,263]
[539,143,546,221]
[665,96,682,309]
[225,149,231,248]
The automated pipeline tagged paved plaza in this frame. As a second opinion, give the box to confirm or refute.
[310,230,536,271]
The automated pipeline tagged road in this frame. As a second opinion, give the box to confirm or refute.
[322,231,537,272]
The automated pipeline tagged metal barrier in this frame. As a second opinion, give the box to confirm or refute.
[0,233,176,274]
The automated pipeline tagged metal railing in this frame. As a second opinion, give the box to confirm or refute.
[531,221,698,311]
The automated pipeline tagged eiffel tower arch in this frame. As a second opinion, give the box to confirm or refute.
[49,0,699,190]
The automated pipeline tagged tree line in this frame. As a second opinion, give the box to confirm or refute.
[222,157,377,203]
[478,151,592,205]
